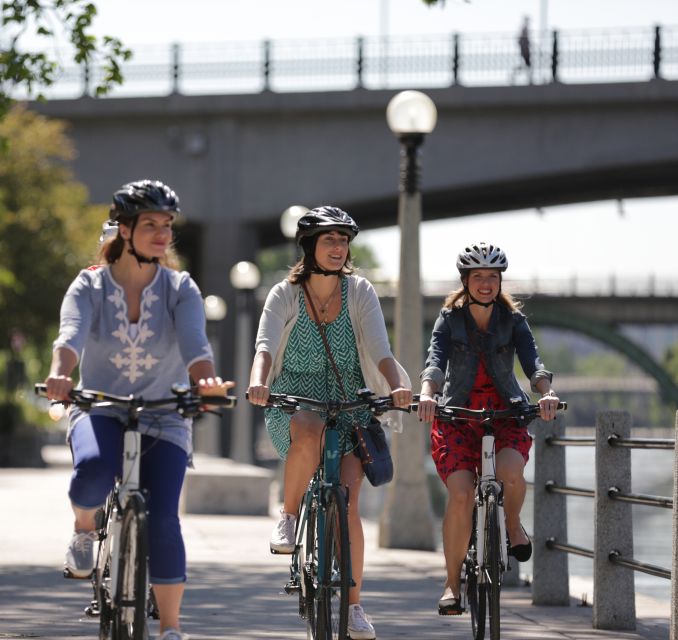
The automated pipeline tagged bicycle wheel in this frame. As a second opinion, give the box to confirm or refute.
[485,496,502,640]
[111,494,149,640]
[300,497,318,639]
[316,486,350,640]
[467,509,486,640]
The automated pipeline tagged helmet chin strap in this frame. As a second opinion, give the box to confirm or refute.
[463,283,502,308]
[311,266,342,276]
[126,219,158,266]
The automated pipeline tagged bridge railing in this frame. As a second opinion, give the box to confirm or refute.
[14,25,678,100]
[532,410,676,634]
[371,275,678,299]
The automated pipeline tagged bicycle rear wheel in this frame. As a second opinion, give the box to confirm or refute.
[111,494,149,640]
[485,496,502,640]
[316,486,350,640]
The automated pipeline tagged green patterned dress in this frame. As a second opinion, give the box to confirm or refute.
[265,278,372,459]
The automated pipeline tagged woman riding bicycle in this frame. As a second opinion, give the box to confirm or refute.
[247,206,411,640]
[44,179,232,640]
[415,242,559,615]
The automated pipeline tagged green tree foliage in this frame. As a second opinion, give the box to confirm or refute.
[0,105,103,355]
[1,1,131,117]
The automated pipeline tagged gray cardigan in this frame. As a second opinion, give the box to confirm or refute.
[255,275,410,431]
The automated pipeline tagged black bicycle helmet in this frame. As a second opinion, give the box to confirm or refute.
[456,242,508,274]
[295,206,359,244]
[109,179,180,223]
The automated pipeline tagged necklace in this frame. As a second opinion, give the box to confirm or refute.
[307,278,340,324]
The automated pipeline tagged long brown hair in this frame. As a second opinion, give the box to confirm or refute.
[443,272,522,311]
[95,222,180,270]
[287,232,355,284]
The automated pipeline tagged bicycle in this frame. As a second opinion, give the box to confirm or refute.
[420,398,566,640]
[249,387,405,640]
[35,383,237,640]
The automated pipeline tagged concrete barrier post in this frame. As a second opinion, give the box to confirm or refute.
[593,411,635,630]
[532,414,570,605]
[671,411,678,640]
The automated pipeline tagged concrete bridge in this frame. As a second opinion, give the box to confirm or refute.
[28,63,678,444]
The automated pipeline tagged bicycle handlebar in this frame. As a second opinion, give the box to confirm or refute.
[246,387,409,418]
[410,395,567,424]
[35,383,237,418]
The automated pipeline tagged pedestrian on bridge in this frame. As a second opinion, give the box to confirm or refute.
[416,242,560,615]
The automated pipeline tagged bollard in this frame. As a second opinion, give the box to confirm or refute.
[593,411,635,630]
[671,411,678,640]
[532,414,570,605]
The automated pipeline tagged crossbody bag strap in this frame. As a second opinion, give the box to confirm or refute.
[302,281,348,401]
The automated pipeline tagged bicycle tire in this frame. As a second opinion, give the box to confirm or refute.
[97,497,115,640]
[467,508,486,640]
[485,496,502,640]
[315,486,350,640]
[301,497,318,639]
[111,494,149,640]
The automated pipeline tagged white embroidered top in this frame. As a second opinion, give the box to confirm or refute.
[54,265,213,454]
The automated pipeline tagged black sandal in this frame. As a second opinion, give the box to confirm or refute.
[509,524,532,562]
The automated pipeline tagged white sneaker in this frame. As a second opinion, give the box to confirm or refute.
[348,604,376,640]
[64,531,97,578]
[269,512,296,554]
[158,630,187,640]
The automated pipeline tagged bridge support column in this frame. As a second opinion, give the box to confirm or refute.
[532,414,570,605]
[594,411,635,630]
[671,411,678,640]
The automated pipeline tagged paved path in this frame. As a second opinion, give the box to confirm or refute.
[0,463,670,640]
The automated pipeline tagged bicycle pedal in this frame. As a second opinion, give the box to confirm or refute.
[84,603,100,618]
[284,581,301,595]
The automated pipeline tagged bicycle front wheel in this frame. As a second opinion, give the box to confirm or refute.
[111,494,149,640]
[485,496,502,640]
[467,508,486,640]
[316,486,350,640]
[300,496,318,639]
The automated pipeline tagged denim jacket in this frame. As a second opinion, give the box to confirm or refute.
[420,303,552,406]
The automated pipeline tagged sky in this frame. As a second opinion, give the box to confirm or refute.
[19,0,678,285]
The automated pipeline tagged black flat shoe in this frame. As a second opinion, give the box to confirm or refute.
[509,525,532,562]
[438,587,465,615]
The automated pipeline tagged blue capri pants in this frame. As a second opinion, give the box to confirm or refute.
[68,414,188,584]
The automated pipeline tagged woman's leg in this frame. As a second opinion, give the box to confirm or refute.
[340,452,365,605]
[282,411,324,513]
[69,415,123,529]
[141,437,188,633]
[442,470,475,595]
[496,447,529,546]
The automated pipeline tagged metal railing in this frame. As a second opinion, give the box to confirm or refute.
[532,411,676,633]
[13,25,678,100]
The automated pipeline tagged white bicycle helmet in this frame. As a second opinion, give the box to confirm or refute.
[456,242,508,273]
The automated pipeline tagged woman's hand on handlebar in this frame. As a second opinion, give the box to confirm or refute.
[538,390,560,421]
[44,374,74,402]
[390,386,412,409]
[416,393,438,423]
[197,377,235,397]
[247,383,270,406]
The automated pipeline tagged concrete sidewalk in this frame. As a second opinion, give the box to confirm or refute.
[0,462,670,640]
